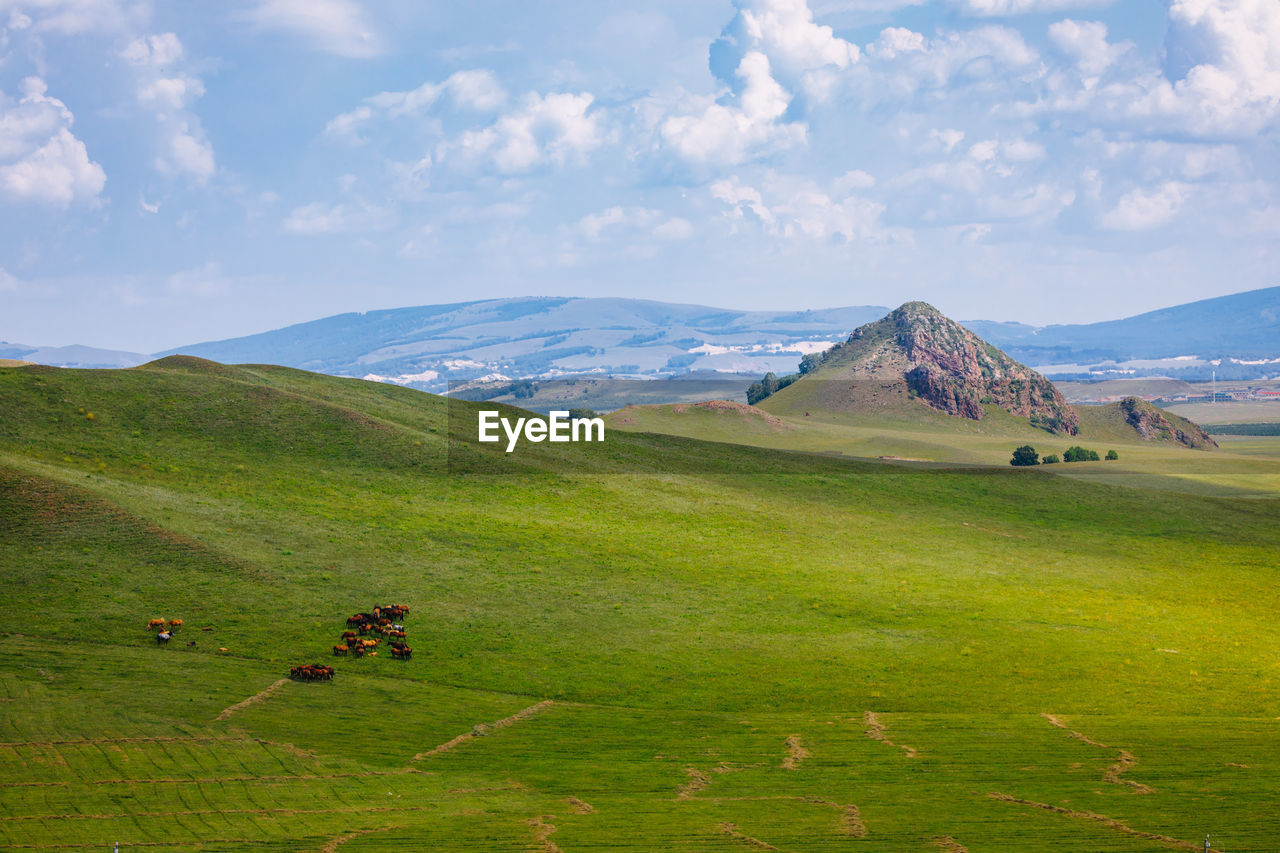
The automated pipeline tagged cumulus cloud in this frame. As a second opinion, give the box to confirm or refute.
[855,25,1039,100]
[661,51,806,164]
[241,0,381,58]
[453,91,601,173]
[120,32,215,182]
[1101,181,1189,230]
[1030,0,1280,136]
[1048,19,1127,76]
[1152,0,1280,133]
[0,77,105,207]
[711,0,860,100]
[325,70,506,144]
[711,174,887,241]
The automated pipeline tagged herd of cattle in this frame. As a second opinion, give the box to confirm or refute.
[148,618,183,644]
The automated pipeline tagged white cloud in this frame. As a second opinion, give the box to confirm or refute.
[454,91,601,173]
[119,30,181,66]
[1034,0,1280,136]
[865,27,926,59]
[711,174,887,241]
[0,77,105,207]
[120,32,215,182]
[953,0,1113,16]
[653,217,694,240]
[1101,181,1189,230]
[855,25,1039,99]
[0,266,18,291]
[241,0,381,58]
[930,128,965,152]
[325,70,505,144]
[0,0,144,35]
[575,206,693,242]
[282,199,391,234]
[1048,19,1126,77]
[661,51,805,164]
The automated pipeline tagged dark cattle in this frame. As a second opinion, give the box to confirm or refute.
[388,630,406,640]
[390,646,412,660]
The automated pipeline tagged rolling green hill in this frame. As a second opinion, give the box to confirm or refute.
[3,359,1280,850]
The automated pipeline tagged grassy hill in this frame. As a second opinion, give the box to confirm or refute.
[3,359,1280,850]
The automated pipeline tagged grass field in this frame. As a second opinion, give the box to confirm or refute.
[3,358,1280,850]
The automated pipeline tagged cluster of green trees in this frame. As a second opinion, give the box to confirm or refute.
[746,371,800,405]
[1011,445,1118,466]
[746,348,835,405]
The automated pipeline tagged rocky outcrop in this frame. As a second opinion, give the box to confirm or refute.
[827,302,1079,434]
[1119,397,1217,449]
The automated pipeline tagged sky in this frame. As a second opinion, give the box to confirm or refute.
[0,0,1278,352]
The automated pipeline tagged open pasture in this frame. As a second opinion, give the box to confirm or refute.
[2,360,1279,850]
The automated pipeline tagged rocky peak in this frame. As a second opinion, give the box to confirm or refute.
[834,302,1079,434]
[1119,397,1217,449]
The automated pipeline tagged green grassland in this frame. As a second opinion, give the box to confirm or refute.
[3,359,1280,850]
[608,392,1280,498]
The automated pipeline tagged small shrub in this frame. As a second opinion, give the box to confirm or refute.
[1063,446,1101,462]
[1041,454,1060,464]
[1105,449,1119,460]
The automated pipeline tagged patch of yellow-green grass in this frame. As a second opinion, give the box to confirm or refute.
[1162,400,1280,425]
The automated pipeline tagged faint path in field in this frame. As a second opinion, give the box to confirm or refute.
[527,815,563,853]
[933,836,968,851]
[566,796,595,814]
[864,711,917,758]
[216,678,289,721]
[988,793,1195,848]
[718,823,779,850]
[319,826,402,853]
[677,766,710,799]
[782,735,810,769]
[413,700,554,760]
[1039,713,1154,793]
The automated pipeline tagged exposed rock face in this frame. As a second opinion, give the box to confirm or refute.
[826,302,1079,434]
[1119,397,1218,449]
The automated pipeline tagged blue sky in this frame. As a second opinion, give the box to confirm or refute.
[1,0,1277,351]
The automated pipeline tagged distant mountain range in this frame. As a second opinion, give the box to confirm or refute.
[5,286,1277,388]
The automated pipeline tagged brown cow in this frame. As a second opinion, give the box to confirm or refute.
[332,644,348,656]
[147,618,166,630]
[167,619,182,631]
[390,646,412,660]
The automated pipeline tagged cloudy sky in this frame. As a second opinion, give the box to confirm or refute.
[1,0,1277,351]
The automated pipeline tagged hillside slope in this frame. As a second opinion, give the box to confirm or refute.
[2,360,1279,850]
[974,284,1280,363]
